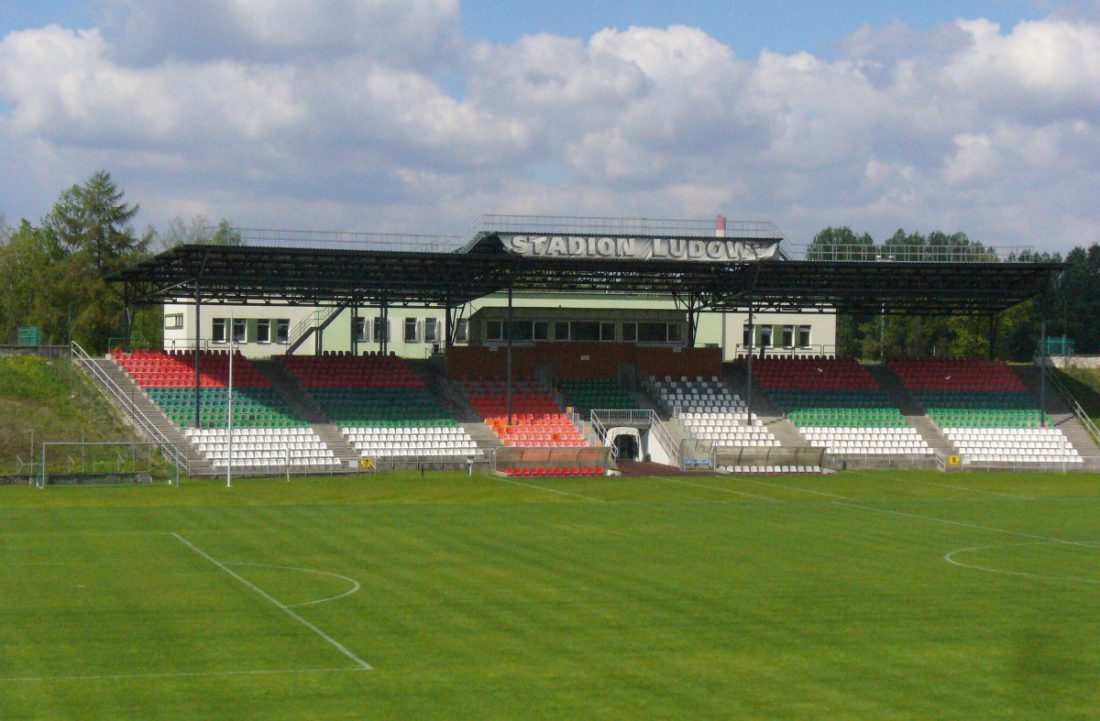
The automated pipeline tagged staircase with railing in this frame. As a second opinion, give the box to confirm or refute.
[71,342,205,475]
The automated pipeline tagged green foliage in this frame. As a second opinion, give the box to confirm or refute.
[42,170,151,274]
[0,356,132,473]
[808,227,1087,361]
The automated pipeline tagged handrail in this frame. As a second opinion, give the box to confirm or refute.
[589,408,680,466]
[287,310,325,353]
[70,342,191,475]
[1037,356,1100,447]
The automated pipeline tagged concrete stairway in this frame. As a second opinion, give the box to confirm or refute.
[1014,364,1100,468]
[251,359,370,469]
[89,358,215,475]
[724,365,809,448]
[865,363,956,456]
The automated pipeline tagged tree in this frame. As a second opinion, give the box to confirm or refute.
[156,215,242,250]
[43,170,151,274]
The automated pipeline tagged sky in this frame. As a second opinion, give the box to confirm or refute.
[1,0,1099,253]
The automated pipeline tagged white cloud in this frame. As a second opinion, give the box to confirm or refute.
[0,6,1099,253]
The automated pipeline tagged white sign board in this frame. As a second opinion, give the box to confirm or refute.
[498,233,780,262]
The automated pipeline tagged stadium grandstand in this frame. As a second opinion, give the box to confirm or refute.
[95,214,1098,476]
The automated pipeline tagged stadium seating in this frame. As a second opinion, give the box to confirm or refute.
[501,467,604,477]
[278,353,480,459]
[111,349,332,470]
[556,378,636,415]
[184,427,339,469]
[890,358,1080,465]
[754,357,932,456]
[644,375,781,448]
[463,379,588,448]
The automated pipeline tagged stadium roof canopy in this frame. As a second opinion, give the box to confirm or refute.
[109,217,1060,317]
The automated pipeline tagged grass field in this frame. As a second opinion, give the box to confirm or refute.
[3,469,1100,720]
[0,356,133,475]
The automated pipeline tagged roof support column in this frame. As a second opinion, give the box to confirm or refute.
[745,301,755,427]
[987,313,999,361]
[444,298,453,353]
[506,283,514,427]
[381,302,389,356]
[194,279,202,429]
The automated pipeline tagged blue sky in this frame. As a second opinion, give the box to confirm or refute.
[1,1,1098,252]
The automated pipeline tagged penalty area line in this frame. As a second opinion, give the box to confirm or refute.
[0,667,367,684]
[171,532,372,671]
[491,475,607,502]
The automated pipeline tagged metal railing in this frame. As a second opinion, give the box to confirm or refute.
[733,344,838,359]
[471,214,784,240]
[589,408,680,466]
[1038,355,1100,447]
[70,342,191,475]
[785,243,1033,263]
[236,227,465,253]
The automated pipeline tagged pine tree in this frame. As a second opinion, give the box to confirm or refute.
[43,170,149,274]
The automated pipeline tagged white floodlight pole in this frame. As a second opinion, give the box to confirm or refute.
[227,312,234,488]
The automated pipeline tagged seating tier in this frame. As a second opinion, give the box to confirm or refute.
[556,378,635,415]
[463,380,588,448]
[185,427,339,469]
[889,358,1027,391]
[752,356,878,390]
[644,375,780,448]
[279,353,423,388]
[147,387,306,429]
[113,349,269,387]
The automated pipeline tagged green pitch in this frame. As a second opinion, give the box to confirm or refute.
[2,470,1100,720]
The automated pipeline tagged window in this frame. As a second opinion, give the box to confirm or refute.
[742,324,752,347]
[164,313,183,330]
[533,321,549,341]
[373,317,389,343]
[554,322,570,341]
[571,321,600,342]
[232,318,247,343]
[404,317,419,343]
[622,322,638,342]
[275,319,290,344]
[639,322,667,343]
[667,323,683,343]
[511,321,533,342]
[257,319,271,344]
[455,319,469,343]
[781,325,795,348]
[798,325,812,347]
[600,322,616,341]
[212,318,227,343]
[424,318,438,343]
[486,320,504,341]
[352,317,368,343]
[759,326,773,347]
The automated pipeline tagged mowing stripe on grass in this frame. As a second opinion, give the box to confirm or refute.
[491,475,606,502]
[652,476,781,503]
[736,476,852,500]
[171,532,373,671]
[831,501,1094,548]
[0,667,365,684]
[848,470,1037,500]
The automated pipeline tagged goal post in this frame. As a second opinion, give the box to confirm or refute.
[38,441,171,488]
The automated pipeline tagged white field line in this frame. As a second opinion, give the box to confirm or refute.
[735,476,852,500]
[831,501,1096,549]
[846,470,1036,500]
[171,533,372,671]
[492,475,606,502]
[652,476,781,503]
[944,541,1100,585]
[0,667,366,684]
[226,562,361,608]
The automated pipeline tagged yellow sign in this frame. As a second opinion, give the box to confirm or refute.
[947,455,961,467]
[359,457,374,470]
